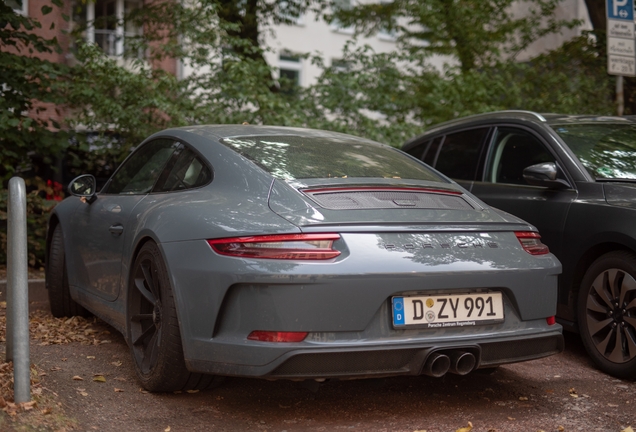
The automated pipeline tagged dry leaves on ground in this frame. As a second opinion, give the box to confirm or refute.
[0,361,43,415]
[0,307,105,408]
[0,308,110,346]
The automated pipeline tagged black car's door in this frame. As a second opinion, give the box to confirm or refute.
[68,139,180,301]
[469,126,577,259]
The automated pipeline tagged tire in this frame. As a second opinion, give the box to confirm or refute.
[577,251,636,379]
[127,241,224,392]
[46,225,90,318]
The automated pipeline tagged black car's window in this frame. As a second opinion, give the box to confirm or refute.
[433,128,489,180]
[486,128,555,185]
[220,135,443,182]
[404,139,429,160]
[155,147,212,192]
[552,123,636,180]
[423,136,443,166]
[106,139,179,194]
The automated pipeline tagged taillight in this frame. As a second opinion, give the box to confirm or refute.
[515,231,550,255]
[247,331,308,342]
[207,233,341,260]
[546,316,556,325]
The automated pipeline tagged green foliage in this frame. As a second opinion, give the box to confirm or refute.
[317,0,614,135]
[0,3,70,186]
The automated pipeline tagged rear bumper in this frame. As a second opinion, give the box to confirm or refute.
[185,329,563,379]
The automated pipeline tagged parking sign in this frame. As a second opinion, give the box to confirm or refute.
[607,0,636,76]
[607,0,634,21]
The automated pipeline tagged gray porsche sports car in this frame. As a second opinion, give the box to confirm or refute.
[46,125,563,392]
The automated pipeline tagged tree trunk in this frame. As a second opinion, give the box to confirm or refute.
[584,0,606,32]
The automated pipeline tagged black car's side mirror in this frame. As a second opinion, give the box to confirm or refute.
[68,174,98,203]
[523,162,570,189]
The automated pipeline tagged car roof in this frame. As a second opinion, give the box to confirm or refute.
[404,110,635,148]
[160,124,383,145]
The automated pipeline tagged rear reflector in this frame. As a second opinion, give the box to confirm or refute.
[514,231,550,255]
[546,316,556,325]
[207,233,341,260]
[247,331,308,342]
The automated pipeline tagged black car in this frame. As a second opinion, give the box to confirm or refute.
[403,110,636,378]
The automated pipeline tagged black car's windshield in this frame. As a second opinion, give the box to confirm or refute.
[552,123,636,180]
[221,135,443,182]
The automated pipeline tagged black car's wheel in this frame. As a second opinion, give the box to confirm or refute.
[46,225,90,318]
[578,251,636,378]
[127,241,223,392]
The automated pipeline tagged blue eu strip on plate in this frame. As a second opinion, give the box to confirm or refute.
[392,296,405,326]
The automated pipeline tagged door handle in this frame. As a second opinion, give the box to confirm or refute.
[109,224,124,236]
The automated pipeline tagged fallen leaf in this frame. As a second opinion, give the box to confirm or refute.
[621,427,634,432]
[86,356,95,359]
[80,392,88,397]
[93,375,106,383]
[165,427,171,432]
[21,401,36,411]
[72,376,83,381]
[111,361,122,367]
[608,403,619,407]
[114,377,127,381]
[114,388,124,393]
[41,407,52,415]
[519,396,528,401]
[557,426,565,432]
[508,417,515,421]
[568,388,578,398]
[413,430,427,432]
[186,389,199,394]
[456,421,473,432]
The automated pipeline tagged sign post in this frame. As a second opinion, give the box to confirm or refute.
[607,0,635,115]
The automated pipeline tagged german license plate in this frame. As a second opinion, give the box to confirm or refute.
[392,292,504,328]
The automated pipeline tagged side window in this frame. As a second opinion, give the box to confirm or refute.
[404,139,429,160]
[423,137,443,166]
[434,128,489,181]
[106,139,179,194]
[486,128,555,185]
[155,147,212,192]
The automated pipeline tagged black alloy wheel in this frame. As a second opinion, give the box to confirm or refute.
[127,241,222,391]
[578,251,636,378]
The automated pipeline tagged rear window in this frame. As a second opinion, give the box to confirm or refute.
[220,135,443,182]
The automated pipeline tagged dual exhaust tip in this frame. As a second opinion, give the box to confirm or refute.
[421,350,476,377]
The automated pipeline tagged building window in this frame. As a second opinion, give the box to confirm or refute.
[277,0,304,26]
[279,52,302,92]
[377,0,396,41]
[331,0,353,34]
[331,58,351,73]
[73,0,142,58]
[5,0,28,16]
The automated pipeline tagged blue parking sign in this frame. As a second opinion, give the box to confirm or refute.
[607,0,634,21]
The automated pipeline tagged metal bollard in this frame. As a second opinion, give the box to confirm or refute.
[6,177,31,403]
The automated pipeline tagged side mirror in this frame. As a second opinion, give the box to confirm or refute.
[68,174,97,203]
[522,162,570,189]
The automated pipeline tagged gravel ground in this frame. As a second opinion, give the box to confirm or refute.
[1,315,635,432]
[0,267,634,432]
